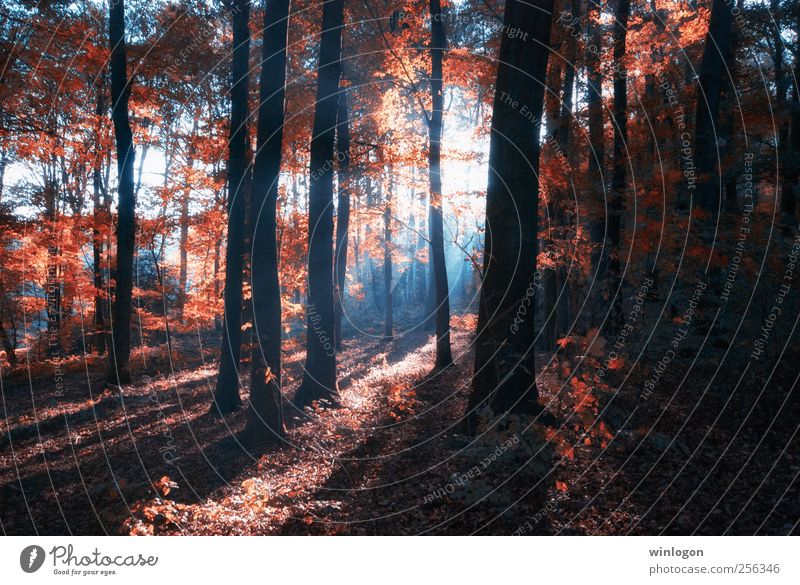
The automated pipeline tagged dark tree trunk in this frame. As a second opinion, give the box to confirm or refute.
[542,0,579,350]
[428,0,452,369]
[779,0,798,228]
[424,193,437,331]
[92,71,107,355]
[783,76,799,227]
[693,0,734,217]
[334,90,351,351]
[242,0,291,446]
[106,0,136,386]
[587,0,605,275]
[467,0,554,431]
[210,0,251,416]
[92,118,107,354]
[294,0,344,408]
[0,318,14,367]
[607,0,630,332]
[555,0,579,344]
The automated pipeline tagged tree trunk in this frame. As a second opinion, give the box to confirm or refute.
[384,174,393,340]
[693,0,734,217]
[210,0,251,416]
[555,0,580,339]
[92,83,107,355]
[334,90,351,351]
[428,0,452,369]
[607,0,630,332]
[587,0,605,278]
[242,0,291,447]
[467,0,553,431]
[542,0,579,350]
[778,0,797,229]
[0,292,16,366]
[106,0,136,386]
[176,118,198,323]
[294,0,344,408]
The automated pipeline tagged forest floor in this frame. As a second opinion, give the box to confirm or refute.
[1,314,798,535]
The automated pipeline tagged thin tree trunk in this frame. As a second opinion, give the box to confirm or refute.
[92,84,107,355]
[0,319,14,367]
[587,0,605,277]
[294,0,344,408]
[107,0,136,386]
[91,72,109,355]
[334,90,351,351]
[542,0,579,350]
[428,0,452,368]
[607,0,630,332]
[467,0,554,431]
[785,55,800,227]
[384,173,393,340]
[556,0,579,338]
[210,0,251,416]
[177,117,199,323]
[242,0,291,447]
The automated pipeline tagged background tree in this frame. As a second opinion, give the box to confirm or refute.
[333,89,351,350]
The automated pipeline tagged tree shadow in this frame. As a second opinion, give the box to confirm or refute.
[278,345,553,535]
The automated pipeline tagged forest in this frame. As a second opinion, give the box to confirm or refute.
[0,0,798,536]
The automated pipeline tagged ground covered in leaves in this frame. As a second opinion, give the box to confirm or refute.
[1,314,798,535]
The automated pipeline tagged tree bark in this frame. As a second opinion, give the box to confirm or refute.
[587,0,606,276]
[542,0,579,350]
[384,173,393,340]
[607,0,630,332]
[778,0,798,228]
[693,0,734,217]
[334,90,351,351]
[176,117,198,323]
[93,83,107,355]
[242,0,291,446]
[107,0,136,386]
[294,0,344,408]
[467,0,554,430]
[428,0,452,369]
[210,0,251,416]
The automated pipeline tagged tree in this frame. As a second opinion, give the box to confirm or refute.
[428,0,452,369]
[693,0,734,217]
[92,76,109,355]
[210,0,251,416]
[384,169,393,340]
[467,0,554,430]
[542,0,580,350]
[607,0,630,332]
[107,0,137,386]
[334,89,351,351]
[242,0,291,447]
[294,0,345,408]
[587,0,606,277]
